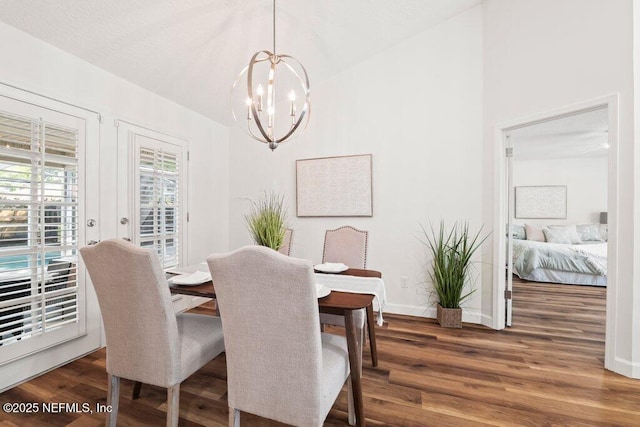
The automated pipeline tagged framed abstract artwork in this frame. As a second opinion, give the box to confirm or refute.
[515,185,567,219]
[296,154,372,217]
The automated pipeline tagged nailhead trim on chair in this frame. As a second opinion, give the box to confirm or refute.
[322,225,368,269]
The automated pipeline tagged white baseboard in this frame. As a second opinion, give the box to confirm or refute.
[383,303,483,325]
[608,357,640,379]
[462,308,483,324]
[480,313,494,329]
[383,303,432,318]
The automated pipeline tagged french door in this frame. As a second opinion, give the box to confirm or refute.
[116,122,187,269]
[0,91,101,390]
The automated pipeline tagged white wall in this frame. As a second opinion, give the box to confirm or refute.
[633,0,640,380]
[0,21,230,264]
[513,157,608,226]
[483,0,637,376]
[229,7,484,320]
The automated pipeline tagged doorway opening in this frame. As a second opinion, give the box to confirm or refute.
[493,95,618,370]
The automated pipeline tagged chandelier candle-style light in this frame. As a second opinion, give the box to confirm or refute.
[231,0,310,151]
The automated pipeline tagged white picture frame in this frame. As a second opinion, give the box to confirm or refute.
[296,154,372,217]
[515,185,567,219]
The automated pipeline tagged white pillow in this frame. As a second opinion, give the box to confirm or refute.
[543,228,572,244]
[576,224,605,242]
[525,224,546,242]
[506,224,526,240]
[599,224,608,241]
[548,225,582,244]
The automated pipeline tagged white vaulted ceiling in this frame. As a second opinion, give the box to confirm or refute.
[0,0,481,125]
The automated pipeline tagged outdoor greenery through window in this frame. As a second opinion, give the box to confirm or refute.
[0,111,78,346]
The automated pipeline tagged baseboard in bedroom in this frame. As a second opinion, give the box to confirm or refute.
[384,303,483,325]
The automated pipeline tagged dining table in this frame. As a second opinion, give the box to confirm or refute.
[314,267,384,367]
[169,275,372,427]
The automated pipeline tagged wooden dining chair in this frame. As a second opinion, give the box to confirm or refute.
[277,228,293,256]
[80,239,225,427]
[208,246,355,426]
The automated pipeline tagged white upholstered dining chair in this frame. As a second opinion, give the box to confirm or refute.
[322,225,368,268]
[80,239,225,427]
[277,228,293,256]
[320,226,372,365]
[207,246,354,426]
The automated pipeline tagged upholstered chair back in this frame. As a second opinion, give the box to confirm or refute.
[208,246,327,426]
[277,228,294,256]
[80,239,180,387]
[322,226,368,269]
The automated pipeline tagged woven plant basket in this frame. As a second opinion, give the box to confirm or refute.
[437,303,462,328]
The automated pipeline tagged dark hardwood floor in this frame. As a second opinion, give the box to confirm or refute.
[2,280,638,426]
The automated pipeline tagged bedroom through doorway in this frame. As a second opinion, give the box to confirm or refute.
[504,106,609,335]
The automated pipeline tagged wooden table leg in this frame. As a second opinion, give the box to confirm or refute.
[366,304,378,367]
[132,381,142,399]
[345,310,365,426]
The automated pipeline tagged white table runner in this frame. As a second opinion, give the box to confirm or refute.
[314,273,387,325]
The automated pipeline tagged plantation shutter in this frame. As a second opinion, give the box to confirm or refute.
[0,111,80,348]
[136,143,180,269]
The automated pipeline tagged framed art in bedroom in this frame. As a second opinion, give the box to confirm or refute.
[515,185,567,219]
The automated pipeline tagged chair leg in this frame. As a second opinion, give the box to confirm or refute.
[229,406,240,427]
[346,375,355,426]
[106,374,120,427]
[132,381,142,399]
[167,384,180,427]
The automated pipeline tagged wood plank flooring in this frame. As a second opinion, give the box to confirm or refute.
[2,280,639,426]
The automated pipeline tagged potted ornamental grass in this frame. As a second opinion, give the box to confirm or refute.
[421,221,489,328]
[245,190,288,251]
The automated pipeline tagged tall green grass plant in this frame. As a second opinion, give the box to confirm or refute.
[421,221,489,309]
[245,190,287,250]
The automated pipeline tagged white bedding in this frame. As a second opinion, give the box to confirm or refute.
[512,240,607,286]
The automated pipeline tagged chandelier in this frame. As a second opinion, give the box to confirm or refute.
[231,0,310,151]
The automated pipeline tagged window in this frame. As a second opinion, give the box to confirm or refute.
[137,145,180,268]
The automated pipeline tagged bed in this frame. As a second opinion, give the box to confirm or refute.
[511,239,607,286]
